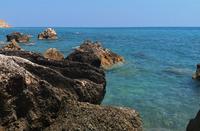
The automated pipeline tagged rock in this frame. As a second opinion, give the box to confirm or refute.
[0,53,143,130]
[38,28,58,40]
[192,64,200,79]
[44,48,64,61]
[187,110,200,131]
[6,32,30,43]
[0,20,10,28]
[66,40,125,69]
[0,50,106,104]
[2,40,21,51]
[45,100,143,131]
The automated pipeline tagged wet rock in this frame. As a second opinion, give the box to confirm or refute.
[38,28,58,40]
[66,40,124,69]
[2,40,21,51]
[192,64,200,79]
[0,53,143,131]
[6,32,30,43]
[44,48,64,61]
[187,110,200,131]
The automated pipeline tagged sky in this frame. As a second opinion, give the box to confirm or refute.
[0,0,200,27]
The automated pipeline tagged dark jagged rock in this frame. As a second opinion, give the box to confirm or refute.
[0,54,143,131]
[0,54,101,130]
[2,40,21,51]
[38,28,58,40]
[0,50,106,104]
[66,40,125,69]
[0,50,106,87]
[187,110,200,131]
[44,48,64,61]
[6,32,30,43]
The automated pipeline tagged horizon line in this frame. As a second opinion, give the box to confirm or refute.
[5,26,200,28]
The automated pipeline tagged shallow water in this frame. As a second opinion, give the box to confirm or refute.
[1,27,200,131]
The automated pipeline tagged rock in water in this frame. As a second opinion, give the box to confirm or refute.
[192,64,200,79]
[6,32,30,43]
[66,40,125,69]
[44,48,64,61]
[0,53,143,131]
[0,20,10,28]
[2,40,21,51]
[38,28,58,40]
[187,110,200,131]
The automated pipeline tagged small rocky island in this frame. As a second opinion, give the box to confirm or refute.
[38,28,58,40]
[0,20,10,28]
[7,32,30,43]
[0,41,142,130]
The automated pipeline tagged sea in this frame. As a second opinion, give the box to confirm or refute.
[0,27,200,131]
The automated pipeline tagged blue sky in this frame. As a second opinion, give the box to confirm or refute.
[1,0,200,27]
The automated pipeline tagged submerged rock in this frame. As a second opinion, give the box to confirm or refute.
[0,53,143,130]
[66,40,125,69]
[38,28,58,40]
[187,110,200,131]
[7,32,30,43]
[44,48,64,61]
[2,40,21,51]
[192,64,200,79]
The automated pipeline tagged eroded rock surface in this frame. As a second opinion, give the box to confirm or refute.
[45,101,143,131]
[67,40,124,69]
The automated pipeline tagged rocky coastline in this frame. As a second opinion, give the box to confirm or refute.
[0,34,142,130]
[0,20,10,28]
[1,27,199,130]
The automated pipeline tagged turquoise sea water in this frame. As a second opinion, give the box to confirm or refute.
[0,27,200,131]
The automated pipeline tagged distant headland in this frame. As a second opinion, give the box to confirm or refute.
[0,20,11,28]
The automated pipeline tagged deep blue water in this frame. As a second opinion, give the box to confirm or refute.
[1,27,200,131]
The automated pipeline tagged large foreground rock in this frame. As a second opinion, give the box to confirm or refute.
[38,28,58,40]
[44,48,64,61]
[0,50,106,104]
[66,40,125,69]
[6,32,30,43]
[187,110,200,131]
[0,53,143,130]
